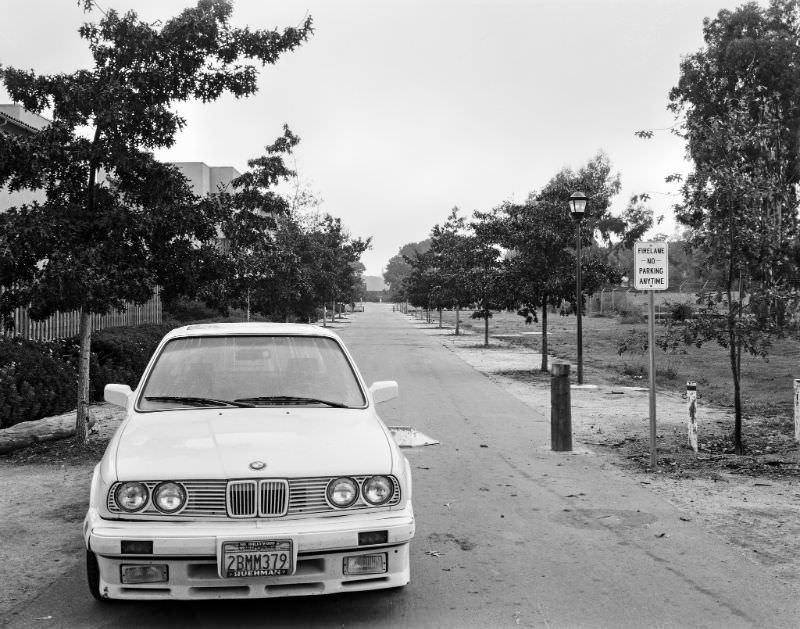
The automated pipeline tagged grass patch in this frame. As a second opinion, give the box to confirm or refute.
[438,308,800,416]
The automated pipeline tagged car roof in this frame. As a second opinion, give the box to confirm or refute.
[164,322,342,341]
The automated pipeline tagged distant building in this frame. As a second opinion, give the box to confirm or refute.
[1,106,241,212]
[171,162,240,196]
[0,105,51,211]
[169,162,241,250]
[0,104,49,137]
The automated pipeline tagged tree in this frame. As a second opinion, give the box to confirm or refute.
[253,213,317,322]
[476,153,639,372]
[666,0,800,454]
[208,126,300,318]
[0,1,312,443]
[429,208,477,336]
[465,223,508,347]
[302,214,370,325]
[403,248,449,326]
[384,239,431,302]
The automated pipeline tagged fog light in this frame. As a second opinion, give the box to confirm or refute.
[343,553,387,576]
[120,564,168,584]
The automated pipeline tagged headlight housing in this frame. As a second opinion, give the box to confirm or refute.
[363,475,393,505]
[153,482,186,513]
[327,477,359,508]
[115,482,149,512]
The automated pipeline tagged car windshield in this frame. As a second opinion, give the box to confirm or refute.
[138,334,366,411]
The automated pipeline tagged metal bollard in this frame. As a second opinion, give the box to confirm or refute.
[687,381,698,452]
[550,363,572,452]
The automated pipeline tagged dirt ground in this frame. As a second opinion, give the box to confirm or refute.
[1,317,799,618]
[0,405,124,618]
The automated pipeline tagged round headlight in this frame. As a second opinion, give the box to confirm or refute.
[327,477,359,508]
[115,482,149,512]
[363,476,393,505]
[153,482,186,513]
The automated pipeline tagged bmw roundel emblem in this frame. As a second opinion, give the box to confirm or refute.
[249,461,266,471]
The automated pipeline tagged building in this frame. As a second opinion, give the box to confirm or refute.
[0,105,51,211]
[169,162,241,250]
[1,105,241,209]
[171,162,241,196]
[0,104,49,137]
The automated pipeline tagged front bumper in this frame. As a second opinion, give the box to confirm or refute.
[84,505,414,600]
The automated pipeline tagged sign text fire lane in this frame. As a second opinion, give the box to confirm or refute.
[634,241,669,291]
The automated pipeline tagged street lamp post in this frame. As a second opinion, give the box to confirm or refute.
[569,191,588,384]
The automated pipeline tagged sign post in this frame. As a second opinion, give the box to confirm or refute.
[634,241,669,468]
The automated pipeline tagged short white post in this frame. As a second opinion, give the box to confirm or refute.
[794,379,800,443]
[687,381,698,452]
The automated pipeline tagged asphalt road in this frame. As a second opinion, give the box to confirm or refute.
[3,304,797,628]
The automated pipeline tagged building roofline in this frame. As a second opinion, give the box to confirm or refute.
[0,109,48,134]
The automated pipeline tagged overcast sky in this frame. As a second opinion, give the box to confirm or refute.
[0,0,765,277]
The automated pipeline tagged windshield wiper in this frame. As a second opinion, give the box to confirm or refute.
[233,395,349,408]
[144,396,255,408]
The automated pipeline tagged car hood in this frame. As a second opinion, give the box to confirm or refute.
[113,408,394,480]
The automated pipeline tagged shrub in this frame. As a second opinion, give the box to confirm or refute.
[88,323,176,400]
[163,298,219,323]
[621,361,646,378]
[670,301,695,322]
[657,363,678,380]
[0,338,76,429]
[618,308,645,324]
[0,322,177,428]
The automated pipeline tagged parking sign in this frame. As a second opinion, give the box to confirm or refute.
[634,241,668,291]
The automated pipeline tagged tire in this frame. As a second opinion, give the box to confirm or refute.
[86,549,109,602]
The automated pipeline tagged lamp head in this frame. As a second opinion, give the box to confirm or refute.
[569,191,588,221]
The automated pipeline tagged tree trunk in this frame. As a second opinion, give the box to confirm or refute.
[439,309,442,328]
[322,302,327,327]
[540,299,549,373]
[729,321,743,454]
[75,308,92,444]
[731,274,744,454]
[727,270,744,455]
[455,304,460,336]
[484,311,489,347]
[1,410,94,454]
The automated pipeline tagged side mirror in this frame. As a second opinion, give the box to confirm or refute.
[369,380,398,404]
[104,384,133,408]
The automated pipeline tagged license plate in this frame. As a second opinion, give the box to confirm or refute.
[220,540,294,578]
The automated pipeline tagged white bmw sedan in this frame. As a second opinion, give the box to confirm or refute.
[83,322,414,601]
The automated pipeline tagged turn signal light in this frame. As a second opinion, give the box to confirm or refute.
[358,530,388,546]
[121,540,153,555]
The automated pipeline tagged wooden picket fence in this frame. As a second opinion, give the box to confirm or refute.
[2,288,162,341]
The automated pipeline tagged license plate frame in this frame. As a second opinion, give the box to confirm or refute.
[218,539,295,578]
